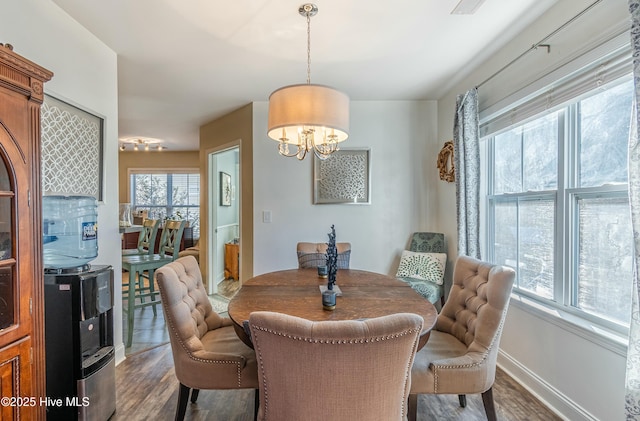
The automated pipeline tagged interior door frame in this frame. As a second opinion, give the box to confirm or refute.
[205,141,240,295]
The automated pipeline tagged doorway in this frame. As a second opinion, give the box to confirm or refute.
[207,147,240,295]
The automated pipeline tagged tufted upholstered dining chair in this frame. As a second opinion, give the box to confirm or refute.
[249,311,423,421]
[296,241,351,269]
[396,232,447,306]
[155,255,259,421]
[408,255,515,421]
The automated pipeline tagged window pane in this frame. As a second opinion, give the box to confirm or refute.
[494,130,522,194]
[0,197,12,260]
[170,174,200,207]
[172,207,200,237]
[493,201,517,270]
[0,266,14,329]
[494,113,558,194]
[150,175,168,205]
[0,156,10,191]
[130,172,200,237]
[171,174,189,208]
[133,174,168,206]
[576,196,633,324]
[518,199,555,299]
[188,174,200,206]
[522,113,558,191]
[493,198,554,299]
[579,79,632,187]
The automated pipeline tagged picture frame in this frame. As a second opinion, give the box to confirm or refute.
[220,172,232,206]
[41,95,105,201]
[313,148,371,204]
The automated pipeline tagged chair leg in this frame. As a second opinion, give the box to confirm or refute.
[137,272,146,305]
[254,389,259,421]
[176,383,190,421]
[458,394,467,408]
[190,388,200,403]
[407,394,418,421]
[481,387,497,421]
[126,270,136,347]
[149,269,158,316]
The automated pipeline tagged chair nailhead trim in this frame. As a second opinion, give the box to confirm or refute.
[250,325,421,343]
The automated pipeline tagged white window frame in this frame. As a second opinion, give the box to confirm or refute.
[128,168,200,237]
[479,44,633,356]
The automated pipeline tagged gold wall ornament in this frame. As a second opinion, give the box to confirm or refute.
[437,140,455,182]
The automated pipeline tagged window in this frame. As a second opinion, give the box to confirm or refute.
[483,77,634,333]
[130,172,200,238]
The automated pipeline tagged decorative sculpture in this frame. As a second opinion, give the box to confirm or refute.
[326,224,338,290]
[322,224,338,310]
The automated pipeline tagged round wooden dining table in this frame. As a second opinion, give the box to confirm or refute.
[228,268,438,349]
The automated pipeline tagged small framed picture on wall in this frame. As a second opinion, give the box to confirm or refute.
[220,172,232,206]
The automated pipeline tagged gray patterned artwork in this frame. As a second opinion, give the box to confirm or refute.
[41,95,103,200]
[313,149,370,204]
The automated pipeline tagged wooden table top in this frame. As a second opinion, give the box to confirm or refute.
[228,268,438,349]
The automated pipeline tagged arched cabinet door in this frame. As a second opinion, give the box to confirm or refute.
[0,44,52,420]
[0,124,33,342]
[0,94,35,421]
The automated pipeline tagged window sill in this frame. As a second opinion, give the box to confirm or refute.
[509,293,628,357]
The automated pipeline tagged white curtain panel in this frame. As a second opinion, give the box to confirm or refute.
[453,88,481,260]
[626,1,640,418]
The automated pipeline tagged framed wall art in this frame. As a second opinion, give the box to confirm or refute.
[220,172,232,206]
[313,148,371,205]
[41,95,105,200]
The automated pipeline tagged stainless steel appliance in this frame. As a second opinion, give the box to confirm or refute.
[44,265,116,421]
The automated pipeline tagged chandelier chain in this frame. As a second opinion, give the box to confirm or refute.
[306,11,311,85]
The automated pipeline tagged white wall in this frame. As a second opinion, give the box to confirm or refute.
[1,1,123,362]
[436,0,630,419]
[252,100,438,276]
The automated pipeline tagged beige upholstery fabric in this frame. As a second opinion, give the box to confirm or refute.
[409,255,515,420]
[296,242,352,254]
[156,256,258,419]
[178,240,200,263]
[249,311,423,421]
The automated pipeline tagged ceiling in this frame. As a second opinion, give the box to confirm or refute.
[51,0,558,151]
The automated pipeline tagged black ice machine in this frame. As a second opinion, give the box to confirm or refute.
[44,264,116,421]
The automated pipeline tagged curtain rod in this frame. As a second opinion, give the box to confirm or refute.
[476,0,604,89]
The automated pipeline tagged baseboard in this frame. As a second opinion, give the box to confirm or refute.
[115,342,127,365]
[497,351,597,421]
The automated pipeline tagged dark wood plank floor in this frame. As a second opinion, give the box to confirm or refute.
[114,343,560,420]
[115,278,560,420]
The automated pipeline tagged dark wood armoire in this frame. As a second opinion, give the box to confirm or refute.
[0,43,53,419]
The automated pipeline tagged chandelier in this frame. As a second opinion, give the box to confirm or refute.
[267,3,349,160]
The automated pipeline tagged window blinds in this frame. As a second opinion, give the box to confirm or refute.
[479,33,631,138]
